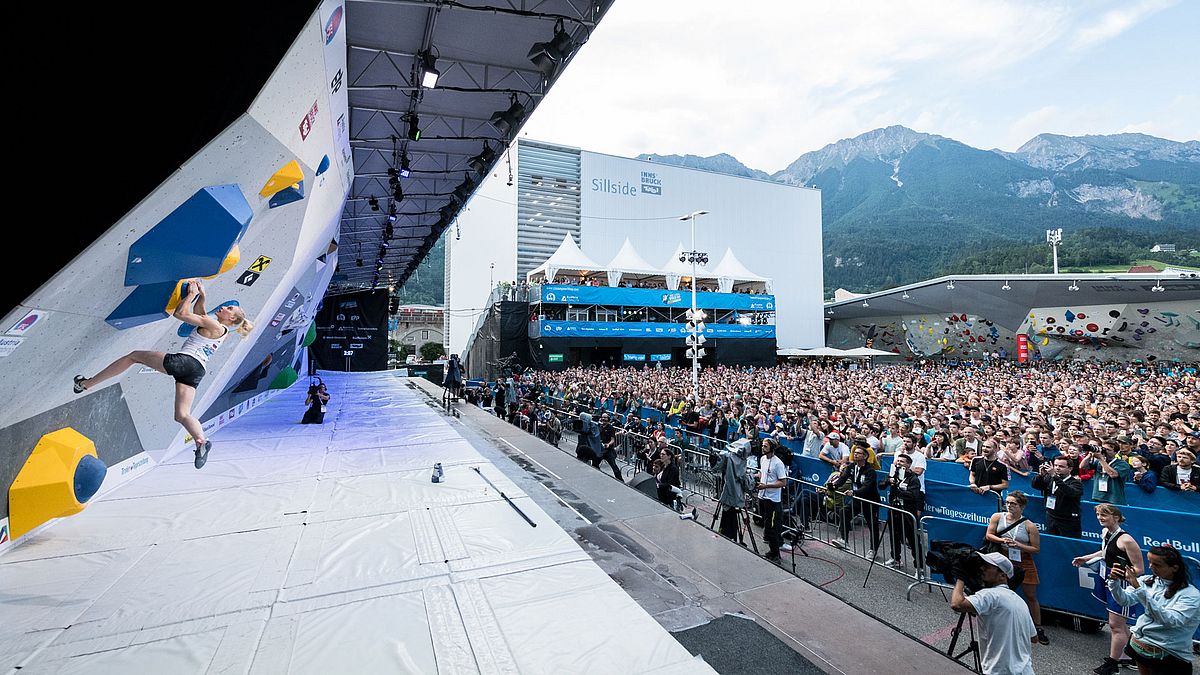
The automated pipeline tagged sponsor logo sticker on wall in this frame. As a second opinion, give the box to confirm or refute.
[299,101,319,140]
[1,522,9,544]
[324,5,344,44]
[640,171,662,196]
[0,335,25,357]
[7,309,47,336]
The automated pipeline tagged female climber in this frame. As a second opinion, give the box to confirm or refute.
[73,279,253,469]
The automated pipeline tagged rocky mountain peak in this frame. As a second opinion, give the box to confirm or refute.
[772,125,940,185]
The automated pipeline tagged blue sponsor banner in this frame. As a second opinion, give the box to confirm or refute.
[623,353,646,362]
[881,456,1195,512]
[922,517,1200,638]
[540,284,775,311]
[540,320,775,338]
[650,353,672,362]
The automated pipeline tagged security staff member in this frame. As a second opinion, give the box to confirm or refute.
[1032,455,1083,538]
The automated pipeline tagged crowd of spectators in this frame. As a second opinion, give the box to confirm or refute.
[514,360,1198,498]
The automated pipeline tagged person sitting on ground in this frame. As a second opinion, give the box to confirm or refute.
[74,279,253,469]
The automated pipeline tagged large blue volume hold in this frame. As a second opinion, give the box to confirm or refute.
[105,281,178,330]
[124,185,252,287]
[73,454,107,504]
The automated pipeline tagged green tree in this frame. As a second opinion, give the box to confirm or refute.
[419,341,445,363]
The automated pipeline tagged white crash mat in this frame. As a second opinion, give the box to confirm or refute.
[1,371,713,674]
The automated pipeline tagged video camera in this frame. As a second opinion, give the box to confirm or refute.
[926,541,1024,594]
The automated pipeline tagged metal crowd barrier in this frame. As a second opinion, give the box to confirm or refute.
[503,390,944,587]
[783,476,927,584]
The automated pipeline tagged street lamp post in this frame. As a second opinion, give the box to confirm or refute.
[678,210,709,402]
[1046,228,1062,274]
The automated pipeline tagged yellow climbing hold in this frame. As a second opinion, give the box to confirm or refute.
[260,160,304,198]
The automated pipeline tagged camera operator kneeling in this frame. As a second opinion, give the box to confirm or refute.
[950,552,1037,675]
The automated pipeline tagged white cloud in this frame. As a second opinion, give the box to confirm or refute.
[1070,0,1177,51]
[522,0,1188,170]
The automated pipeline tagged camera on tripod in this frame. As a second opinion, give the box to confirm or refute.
[926,541,1025,594]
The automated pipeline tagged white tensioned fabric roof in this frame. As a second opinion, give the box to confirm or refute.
[710,248,770,284]
[527,234,606,281]
[606,238,660,277]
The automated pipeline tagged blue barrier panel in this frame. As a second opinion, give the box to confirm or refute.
[922,517,1200,639]
[883,455,1195,511]
[923,480,1002,526]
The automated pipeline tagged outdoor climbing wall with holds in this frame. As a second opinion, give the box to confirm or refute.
[828,298,1199,362]
[0,0,350,545]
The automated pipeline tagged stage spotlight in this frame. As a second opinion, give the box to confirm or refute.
[451,175,475,204]
[489,95,525,135]
[356,258,363,267]
[400,152,412,178]
[407,114,421,141]
[420,50,440,88]
[368,196,379,211]
[527,19,574,76]
[469,143,495,175]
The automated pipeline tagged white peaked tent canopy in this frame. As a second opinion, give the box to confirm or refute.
[659,243,718,291]
[710,248,772,293]
[527,234,607,283]
[604,238,661,287]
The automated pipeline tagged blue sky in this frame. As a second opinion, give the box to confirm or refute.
[522,0,1199,172]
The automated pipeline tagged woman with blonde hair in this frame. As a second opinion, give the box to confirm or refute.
[1073,503,1145,675]
[985,490,1047,644]
[74,279,253,469]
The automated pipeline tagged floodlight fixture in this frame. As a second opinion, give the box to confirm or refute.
[420,50,440,88]
[528,19,575,76]
[489,94,526,136]
[407,114,421,141]
[469,143,496,175]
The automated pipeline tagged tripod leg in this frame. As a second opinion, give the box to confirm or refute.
[862,516,892,588]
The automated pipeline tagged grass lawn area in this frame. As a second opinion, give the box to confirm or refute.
[1065,259,1200,273]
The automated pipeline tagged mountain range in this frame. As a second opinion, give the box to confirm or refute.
[638,126,1200,293]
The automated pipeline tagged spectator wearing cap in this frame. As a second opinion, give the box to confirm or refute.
[950,552,1037,675]
[819,431,849,468]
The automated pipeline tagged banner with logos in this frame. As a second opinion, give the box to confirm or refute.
[922,517,1200,639]
[539,320,775,339]
[540,284,775,311]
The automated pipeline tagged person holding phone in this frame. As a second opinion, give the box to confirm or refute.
[1072,504,1145,675]
[1107,545,1200,675]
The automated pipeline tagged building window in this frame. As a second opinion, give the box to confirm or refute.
[595,309,618,322]
[422,330,430,340]
[566,308,588,322]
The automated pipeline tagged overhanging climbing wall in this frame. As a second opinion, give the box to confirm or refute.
[0,1,351,538]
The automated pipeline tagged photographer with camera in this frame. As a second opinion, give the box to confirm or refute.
[713,438,756,539]
[1106,544,1200,675]
[1031,455,1083,538]
[301,381,329,424]
[950,551,1037,675]
[1072,504,1144,675]
[882,452,924,570]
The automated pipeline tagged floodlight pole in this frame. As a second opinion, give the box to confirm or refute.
[680,210,709,402]
[1046,228,1062,274]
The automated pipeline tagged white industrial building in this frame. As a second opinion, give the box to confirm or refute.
[445,139,823,356]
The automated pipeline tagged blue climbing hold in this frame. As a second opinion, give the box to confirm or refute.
[73,454,107,504]
[316,155,331,176]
